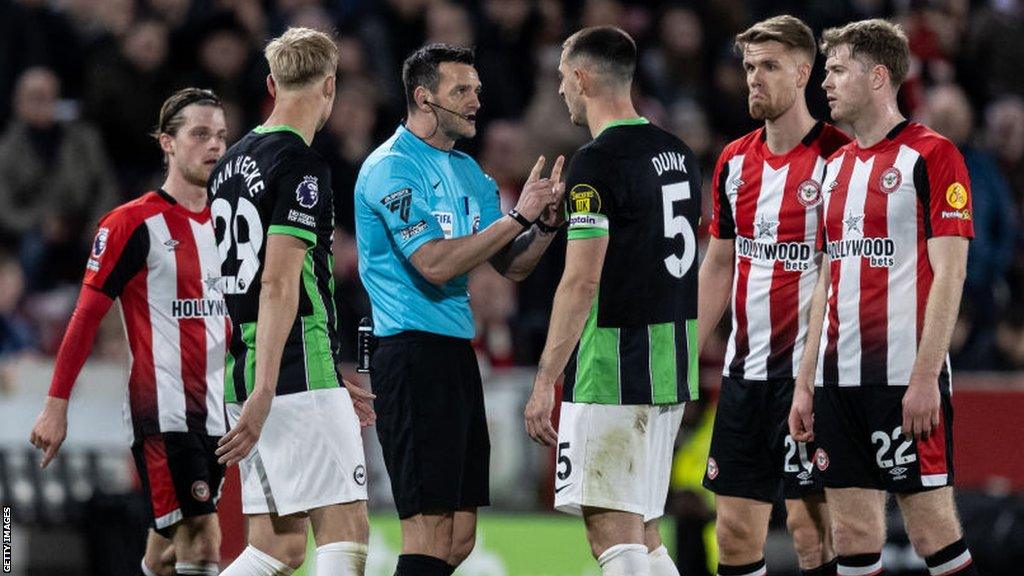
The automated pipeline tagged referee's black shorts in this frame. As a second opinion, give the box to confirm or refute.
[371,330,491,518]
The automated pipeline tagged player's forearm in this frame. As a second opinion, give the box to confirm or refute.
[795,263,829,392]
[252,279,299,398]
[910,259,967,386]
[535,276,597,386]
[48,285,113,400]
[697,257,733,354]
[491,226,558,281]
[413,216,527,284]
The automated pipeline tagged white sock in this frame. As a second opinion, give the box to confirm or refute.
[598,543,651,576]
[316,541,368,576]
[141,559,161,576]
[648,545,680,576]
[175,562,220,575]
[220,545,295,576]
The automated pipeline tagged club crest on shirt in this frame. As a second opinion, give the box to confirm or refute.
[92,228,109,258]
[796,179,822,207]
[296,175,319,208]
[878,167,902,194]
[569,183,601,214]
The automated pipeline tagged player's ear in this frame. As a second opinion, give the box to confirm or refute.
[159,132,174,156]
[871,64,888,91]
[323,74,336,100]
[796,60,811,89]
[266,74,277,99]
[573,67,586,95]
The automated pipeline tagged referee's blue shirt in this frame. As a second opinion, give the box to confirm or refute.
[355,125,502,338]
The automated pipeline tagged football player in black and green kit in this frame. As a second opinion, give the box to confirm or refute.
[211,27,371,575]
[524,26,701,576]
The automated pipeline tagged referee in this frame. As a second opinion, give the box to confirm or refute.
[354,43,563,576]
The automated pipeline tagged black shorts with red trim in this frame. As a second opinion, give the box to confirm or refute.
[703,376,825,502]
[813,386,954,492]
[131,432,225,536]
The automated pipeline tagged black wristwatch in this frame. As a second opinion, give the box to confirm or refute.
[535,219,564,234]
[507,209,533,229]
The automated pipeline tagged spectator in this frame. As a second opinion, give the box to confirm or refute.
[425,1,474,48]
[0,68,117,290]
[84,18,172,192]
[316,77,383,230]
[186,13,266,127]
[640,6,709,107]
[0,252,33,394]
[963,0,1024,108]
[984,96,1024,201]
[920,84,1018,368]
[475,0,538,120]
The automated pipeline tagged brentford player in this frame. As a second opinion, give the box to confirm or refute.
[698,16,846,576]
[30,88,229,576]
[790,20,978,576]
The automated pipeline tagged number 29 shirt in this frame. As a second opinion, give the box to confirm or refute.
[207,125,341,403]
[563,118,702,405]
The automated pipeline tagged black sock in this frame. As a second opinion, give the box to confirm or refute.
[924,539,977,575]
[837,553,882,575]
[717,558,766,576]
[395,554,452,576]
[802,557,838,576]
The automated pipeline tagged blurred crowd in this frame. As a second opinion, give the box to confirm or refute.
[1,0,1023,390]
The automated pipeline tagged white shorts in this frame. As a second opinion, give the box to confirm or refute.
[227,386,368,516]
[553,401,684,522]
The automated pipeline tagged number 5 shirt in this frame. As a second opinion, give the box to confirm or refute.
[563,117,702,405]
[208,125,340,403]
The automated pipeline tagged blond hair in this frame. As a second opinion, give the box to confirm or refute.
[735,15,816,65]
[820,19,909,87]
[264,27,339,89]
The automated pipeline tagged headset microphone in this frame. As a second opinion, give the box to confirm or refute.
[425,100,474,122]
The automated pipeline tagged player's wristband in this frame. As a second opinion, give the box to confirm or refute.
[535,219,563,234]
[507,209,533,230]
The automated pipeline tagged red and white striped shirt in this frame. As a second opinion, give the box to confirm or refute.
[815,121,973,390]
[711,122,850,381]
[84,190,229,440]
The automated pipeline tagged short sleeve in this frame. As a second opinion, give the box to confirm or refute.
[268,154,332,245]
[477,170,502,230]
[363,155,445,258]
[709,149,736,239]
[565,147,613,240]
[83,214,149,299]
[915,139,974,239]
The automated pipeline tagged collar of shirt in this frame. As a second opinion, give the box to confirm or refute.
[396,124,454,160]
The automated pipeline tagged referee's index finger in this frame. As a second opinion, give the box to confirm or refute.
[549,155,565,184]
[527,156,546,183]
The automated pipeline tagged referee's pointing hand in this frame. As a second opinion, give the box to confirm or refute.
[516,155,566,222]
